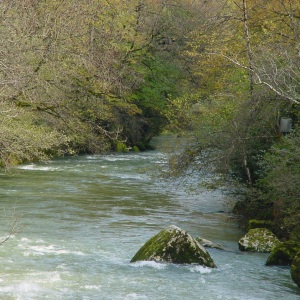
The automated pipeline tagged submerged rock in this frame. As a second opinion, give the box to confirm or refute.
[196,237,224,250]
[266,241,300,266]
[238,228,280,253]
[291,251,300,288]
[130,225,216,268]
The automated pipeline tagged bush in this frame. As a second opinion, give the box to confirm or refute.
[251,126,300,238]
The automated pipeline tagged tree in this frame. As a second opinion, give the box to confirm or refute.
[167,0,299,186]
[0,0,198,164]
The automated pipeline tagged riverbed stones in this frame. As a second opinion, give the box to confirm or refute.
[238,228,280,253]
[266,241,300,266]
[291,251,300,288]
[130,225,216,268]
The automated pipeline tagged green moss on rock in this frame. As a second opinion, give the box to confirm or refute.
[247,219,274,231]
[130,225,216,268]
[238,228,280,253]
[291,251,300,288]
[266,241,300,266]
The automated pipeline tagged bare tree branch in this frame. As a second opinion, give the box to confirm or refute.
[208,52,300,105]
[0,209,26,246]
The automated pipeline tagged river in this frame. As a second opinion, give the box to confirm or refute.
[0,137,299,299]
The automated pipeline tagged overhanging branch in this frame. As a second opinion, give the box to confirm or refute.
[208,52,300,105]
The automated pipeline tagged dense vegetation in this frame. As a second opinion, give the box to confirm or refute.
[0,0,192,166]
[0,1,299,239]
[164,0,300,241]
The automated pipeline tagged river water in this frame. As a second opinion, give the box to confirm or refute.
[0,137,299,300]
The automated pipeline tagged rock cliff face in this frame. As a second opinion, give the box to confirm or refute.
[131,225,216,268]
[238,228,280,253]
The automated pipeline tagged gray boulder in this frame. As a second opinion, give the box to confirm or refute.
[238,228,280,253]
[130,225,216,268]
[196,237,224,250]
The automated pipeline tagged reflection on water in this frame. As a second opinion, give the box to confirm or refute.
[0,137,299,299]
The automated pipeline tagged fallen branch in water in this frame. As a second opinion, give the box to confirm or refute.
[0,209,26,246]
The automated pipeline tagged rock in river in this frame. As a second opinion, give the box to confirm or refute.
[196,237,224,250]
[291,251,300,288]
[266,241,300,266]
[238,228,280,253]
[130,225,216,268]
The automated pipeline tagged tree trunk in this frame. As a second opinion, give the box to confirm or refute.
[242,0,255,96]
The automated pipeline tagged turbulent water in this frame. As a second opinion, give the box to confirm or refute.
[0,137,299,300]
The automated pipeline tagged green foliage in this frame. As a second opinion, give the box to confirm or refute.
[158,0,300,244]
[0,0,199,167]
[132,146,140,152]
[132,56,182,110]
[115,142,128,153]
[233,189,274,226]
[255,127,300,236]
[234,126,300,238]
[247,219,274,231]
[0,103,68,168]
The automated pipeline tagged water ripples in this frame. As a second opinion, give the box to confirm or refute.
[0,143,298,299]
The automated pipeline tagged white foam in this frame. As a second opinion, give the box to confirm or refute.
[19,282,40,292]
[188,265,213,274]
[48,271,61,282]
[84,285,101,290]
[112,174,146,180]
[21,237,31,242]
[56,263,68,270]
[131,261,167,270]
[102,156,133,162]
[18,164,58,171]
[36,239,46,243]
[125,293,148,300]
[86,156,98,160]
[22,244,85,256]
[29,271,62,283]
[0,282,41,295]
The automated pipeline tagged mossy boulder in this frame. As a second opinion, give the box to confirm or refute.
[291,251,300,288]
[266,241,300,266]
[238,228,280,253]
[196,237,224,250]
[130,225,216,268]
